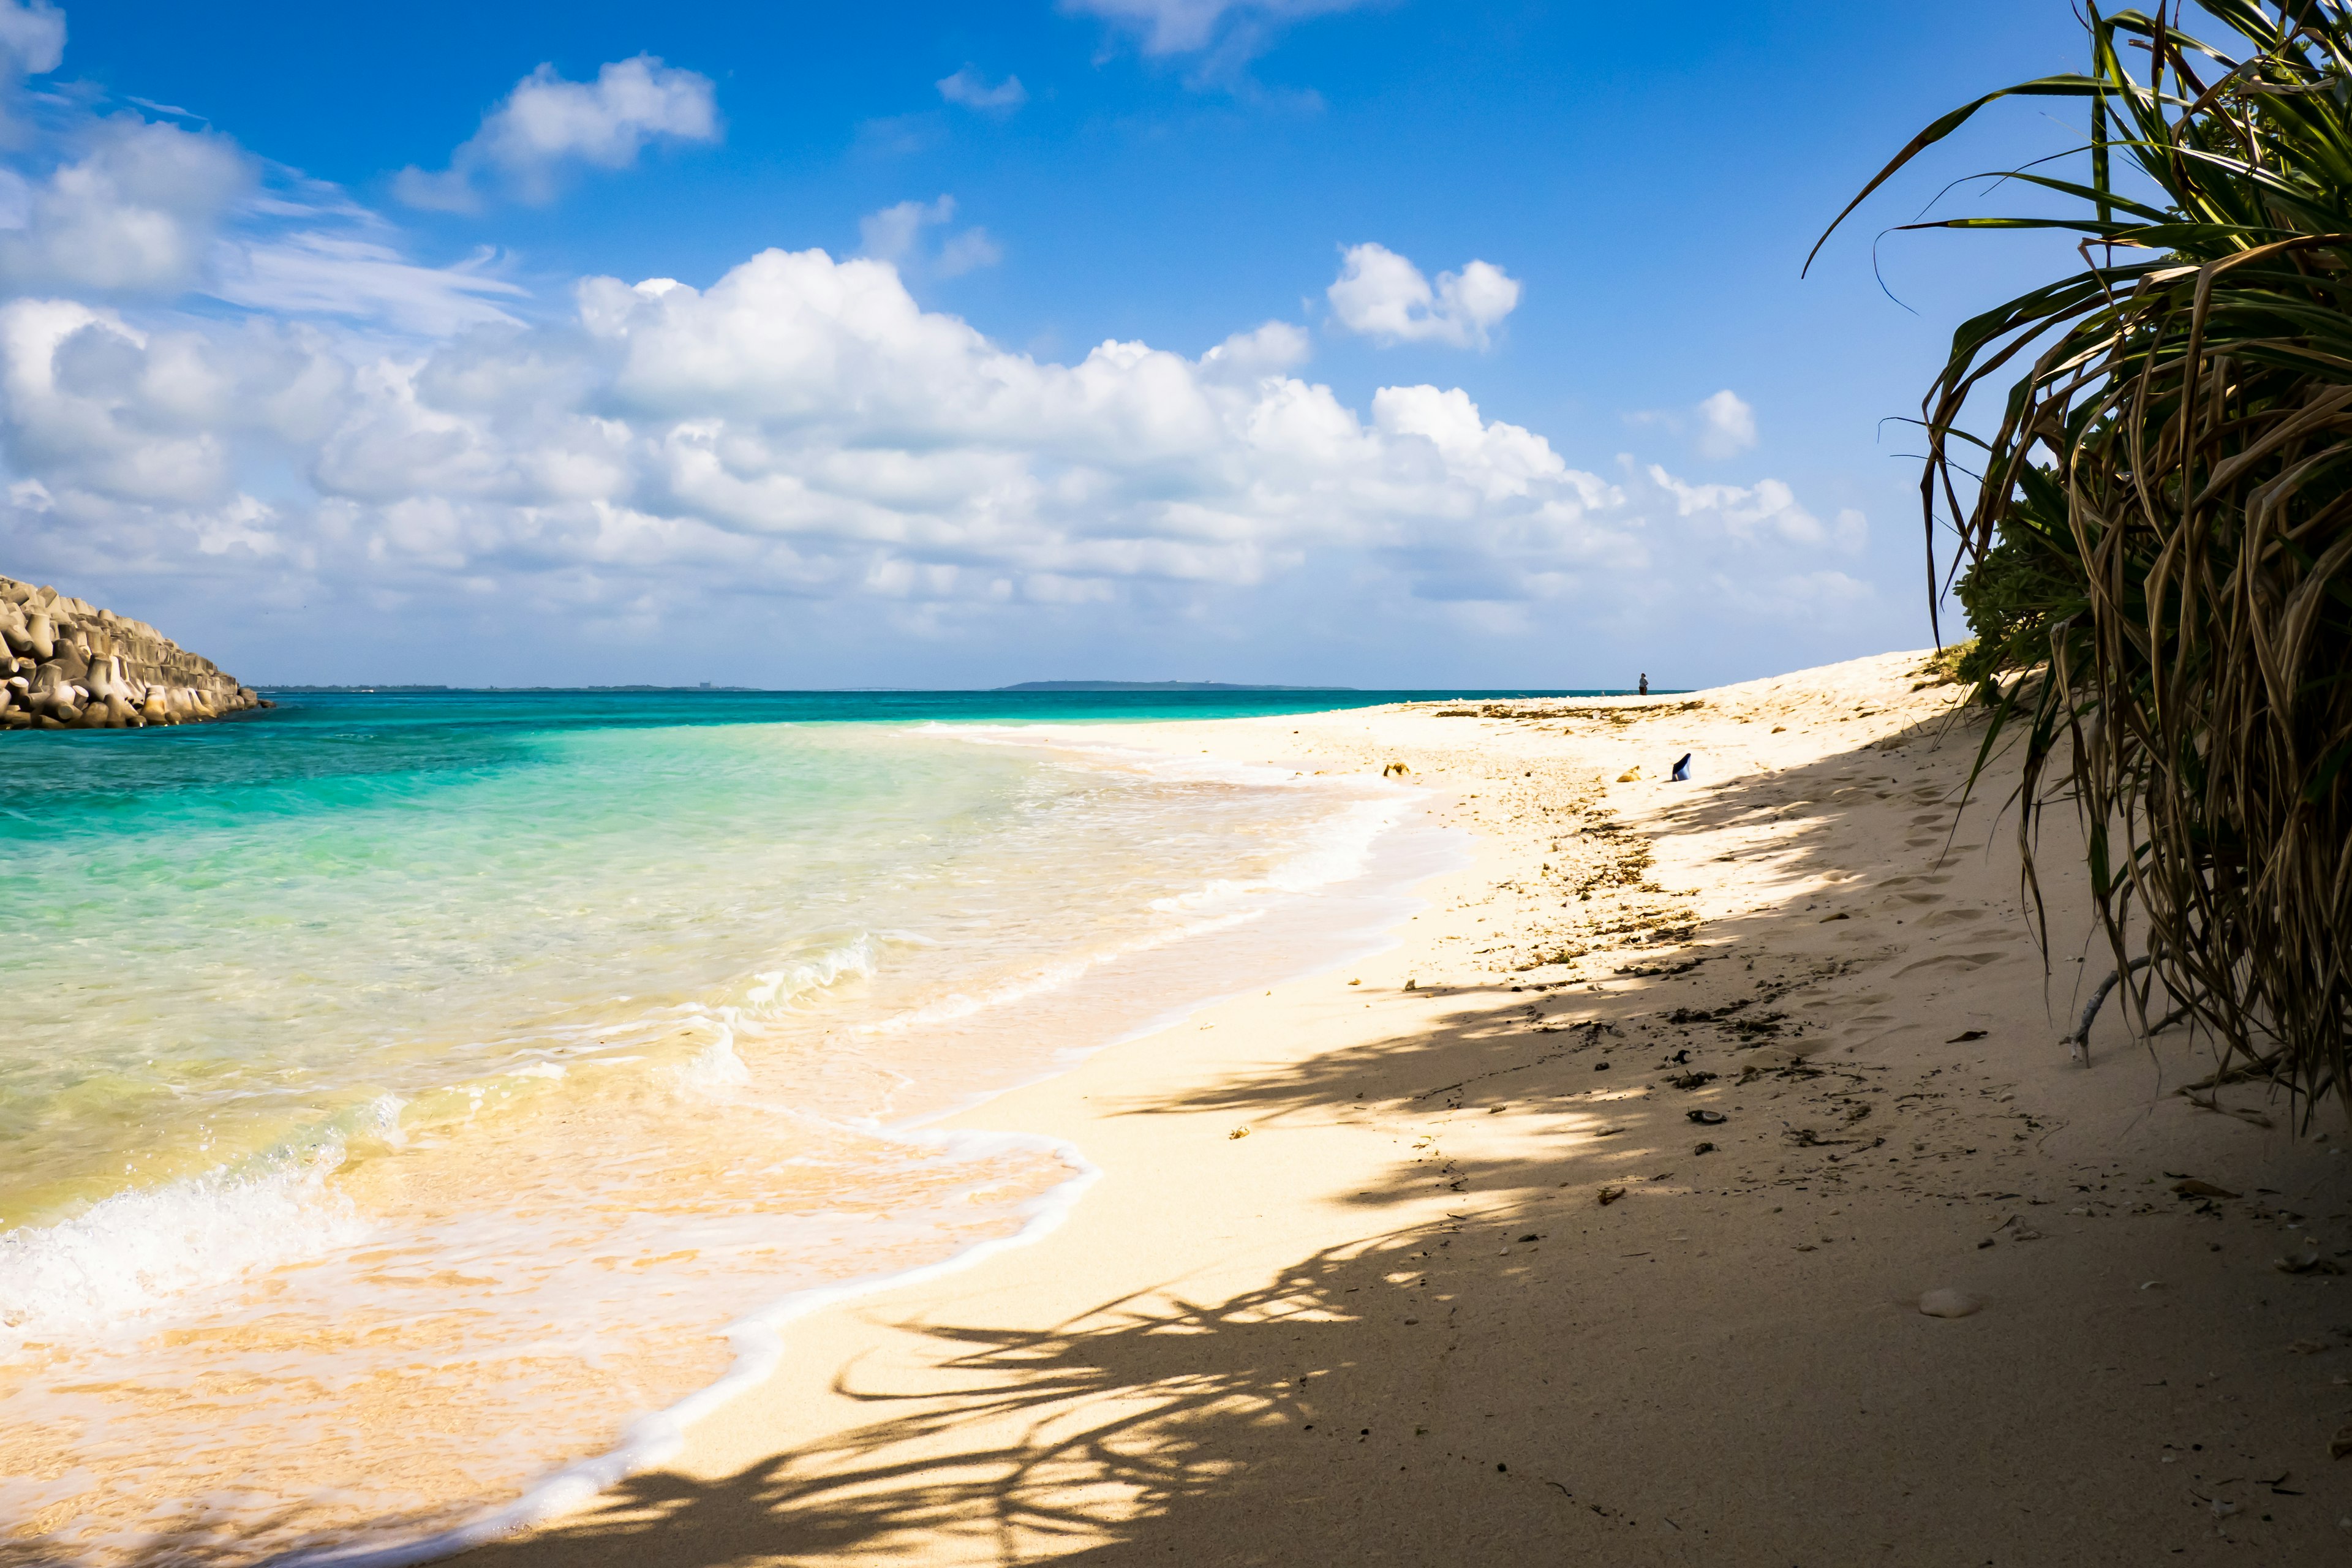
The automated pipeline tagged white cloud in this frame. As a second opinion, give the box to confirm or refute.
[1066,0,1373,57]
[0,96,530,335]
[0,25,1905,680]
[935,227,1001,277]
[0,118,249,294]
[211,234,529,336]
[1198,319,1310,380]
[0,297,350,511]
[0,244,1868,663]
[857,195,1000,278]
[1629,388,1771,463]
[0,0,62,77]
[1694,388,1756,458]
[1644,463,1862,550]
[858,195,953,265]
[394,56,718,212]
[936,66,1027,112]
[1326,242,1519,350]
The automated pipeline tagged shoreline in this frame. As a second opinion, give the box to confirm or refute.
[455,648,2352,1565]
[288,752,1463,1568]
[2,708,1450,1564]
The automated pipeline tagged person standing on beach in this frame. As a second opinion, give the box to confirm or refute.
[1638,673,1649,696]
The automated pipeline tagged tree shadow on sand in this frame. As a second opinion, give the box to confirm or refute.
[36,699,2158,1568]
[446,704,2046,1567]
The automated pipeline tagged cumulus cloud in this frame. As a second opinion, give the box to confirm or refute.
[0,118,249,294]
[0,297,349,516]
[1326,243,1519,350]
[1644,464,1863,551]
[1197,319,1310,381]
[0,0,62,77]
[0,243,1867,663]
[394,56,718,211]
[1694,388,1755,458]
[936,66,1027,112]
[858,195,1001,278]
[0,15,1868,676]
[1630,388,1763,461]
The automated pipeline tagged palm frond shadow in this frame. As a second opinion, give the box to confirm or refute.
[19,712,2087,1568]
[472,1230,1463,1567]
[466,715,2031,1565]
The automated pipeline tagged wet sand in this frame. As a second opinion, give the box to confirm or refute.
[469,650,2351,1566]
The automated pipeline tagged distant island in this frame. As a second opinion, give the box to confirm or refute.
[996,680,1355,693]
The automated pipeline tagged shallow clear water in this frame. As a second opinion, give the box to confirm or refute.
[0,689,1501,1562]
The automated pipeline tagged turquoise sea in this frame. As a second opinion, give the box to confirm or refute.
[0,688,1566,1562]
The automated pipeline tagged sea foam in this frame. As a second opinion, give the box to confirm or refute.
[0,1135,372,1351]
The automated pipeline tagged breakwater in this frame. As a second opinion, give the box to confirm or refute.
[0,575,262,729]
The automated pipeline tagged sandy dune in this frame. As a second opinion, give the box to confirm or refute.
[473,650,2350,1566]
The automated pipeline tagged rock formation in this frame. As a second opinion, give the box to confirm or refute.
[1,575,266,730]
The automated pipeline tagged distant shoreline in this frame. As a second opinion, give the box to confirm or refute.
[255,684,1658,697]
[464,648,2347,1568]
[995,680,1351,692]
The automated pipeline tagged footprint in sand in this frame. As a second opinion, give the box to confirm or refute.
[1919,907,1986,929]
[1895,951,2005,978]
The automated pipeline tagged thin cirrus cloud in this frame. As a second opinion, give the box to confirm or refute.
[1326,242,1520,350]
[394,55,718,212]
[936,66,1027,111]
[210,235,528,337]
[1065,0,1375,58]
[858,195,1001,278]
[0,106,526,332]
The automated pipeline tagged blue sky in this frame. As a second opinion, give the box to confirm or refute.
[0,0,2100,687]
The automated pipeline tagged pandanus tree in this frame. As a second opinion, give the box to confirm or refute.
[1815,2,2352,1114]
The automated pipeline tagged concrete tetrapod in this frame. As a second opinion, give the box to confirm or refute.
[0,572,266,731]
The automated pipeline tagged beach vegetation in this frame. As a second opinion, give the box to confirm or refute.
[1817,2,2352,1114]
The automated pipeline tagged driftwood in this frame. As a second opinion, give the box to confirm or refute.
[2062,957,2152,1065]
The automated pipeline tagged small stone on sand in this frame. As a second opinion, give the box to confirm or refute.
[1918,1289,1983,1319]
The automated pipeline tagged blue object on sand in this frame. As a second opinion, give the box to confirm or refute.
[1670,753,1692,782]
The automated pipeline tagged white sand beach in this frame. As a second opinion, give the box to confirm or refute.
[458,650,2350,1566]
